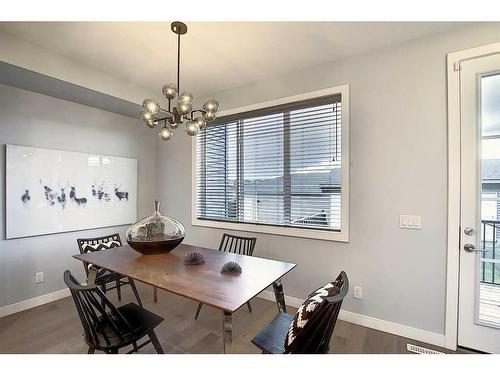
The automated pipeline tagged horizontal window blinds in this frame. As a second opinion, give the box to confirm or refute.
[196,94,342,231]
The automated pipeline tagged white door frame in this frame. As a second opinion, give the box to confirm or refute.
[446,41,500,350]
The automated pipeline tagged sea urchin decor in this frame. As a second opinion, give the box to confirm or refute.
[184,251,205,265]
[221,261,242,274]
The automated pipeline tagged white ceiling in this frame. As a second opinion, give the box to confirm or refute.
[0,22,469,99]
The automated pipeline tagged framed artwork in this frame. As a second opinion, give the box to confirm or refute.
[6,144,137,239]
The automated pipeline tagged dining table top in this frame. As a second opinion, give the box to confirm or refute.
[73,243,296,313]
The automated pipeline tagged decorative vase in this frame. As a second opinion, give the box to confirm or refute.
[126,200,185,254]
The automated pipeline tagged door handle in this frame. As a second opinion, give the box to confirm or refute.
[463,244,486,253]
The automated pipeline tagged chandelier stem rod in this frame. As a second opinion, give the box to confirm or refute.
[177,32,181,94]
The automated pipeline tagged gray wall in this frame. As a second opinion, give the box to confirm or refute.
[157,23,500,335]
[0,84,157,308]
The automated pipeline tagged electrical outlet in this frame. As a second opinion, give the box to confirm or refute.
[35,272,44,283]
[353,285,363,299]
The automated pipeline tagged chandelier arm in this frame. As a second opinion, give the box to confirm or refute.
[191,109,207,116]
[182,109,206,122]
[155,106,176,122]
[189,109,207,120]
[155,116,173,122]
[157,106,175,115]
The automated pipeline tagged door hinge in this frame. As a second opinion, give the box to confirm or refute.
[453,62,462,71]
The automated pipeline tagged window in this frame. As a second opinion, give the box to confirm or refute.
[193,85,349,242]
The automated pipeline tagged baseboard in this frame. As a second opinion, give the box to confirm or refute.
[337,310,446,348]
[258,291,446,348]
[0,288,71,319]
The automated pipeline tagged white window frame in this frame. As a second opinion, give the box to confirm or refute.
[191,84,350,242]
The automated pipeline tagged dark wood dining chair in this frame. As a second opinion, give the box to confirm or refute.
[194,233,257,320]
[251,271,349,354]
[64,270,164,354]
[77,233,142,306]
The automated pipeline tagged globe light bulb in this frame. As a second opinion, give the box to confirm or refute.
[176,101,192,115]
[185,121,200,136]
[162,83,178,99]
[142,98,160,115]
[203,111,217,122]
[179,91,194,104]
[203,99,219,113]
[194,116,206,130]
[140,110,154,123]
[159,126,173,141]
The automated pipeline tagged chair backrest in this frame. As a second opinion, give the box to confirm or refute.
[218,233,256,256]
[77,233,122,275]
[63,270,134,349]
[287,271,349,354]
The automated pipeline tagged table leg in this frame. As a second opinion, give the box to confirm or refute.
[272,279,287,313]
[223,311,233,354]
[87,266,98,286]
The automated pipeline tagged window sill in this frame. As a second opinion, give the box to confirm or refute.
[192,218,349,242]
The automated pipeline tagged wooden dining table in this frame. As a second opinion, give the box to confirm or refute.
[73,243,296,353]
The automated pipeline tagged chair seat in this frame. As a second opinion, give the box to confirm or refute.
[93,302,164,350]
[118,302,164,332]
[96,270,125,285]
[251,312,293,354]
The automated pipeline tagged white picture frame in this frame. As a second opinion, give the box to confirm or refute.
[6,144,138,239]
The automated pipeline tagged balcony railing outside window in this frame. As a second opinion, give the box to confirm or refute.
[480,220,500,285]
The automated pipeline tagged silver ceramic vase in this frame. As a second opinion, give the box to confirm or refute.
[126,200,185,254]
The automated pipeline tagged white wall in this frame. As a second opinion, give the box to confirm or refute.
[157,22,500,335]
[0,84,157,308]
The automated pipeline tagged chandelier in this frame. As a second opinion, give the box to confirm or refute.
[139,21,220,141]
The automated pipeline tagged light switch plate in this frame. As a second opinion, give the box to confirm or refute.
[400,215,422,229]
[35,272,44,283]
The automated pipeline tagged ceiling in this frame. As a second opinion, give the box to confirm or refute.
[0,22,469,99]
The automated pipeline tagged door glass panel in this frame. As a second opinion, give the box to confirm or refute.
[479,73,500,326]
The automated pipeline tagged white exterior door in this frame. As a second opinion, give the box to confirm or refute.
[458,52,500,353]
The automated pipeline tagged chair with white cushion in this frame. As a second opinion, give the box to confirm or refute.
[251,271,348,354]
[77,233,142,306]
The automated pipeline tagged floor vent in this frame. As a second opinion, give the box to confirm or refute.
[406,343,444,354]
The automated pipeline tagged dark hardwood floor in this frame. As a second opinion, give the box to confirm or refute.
[0,282,467,354]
